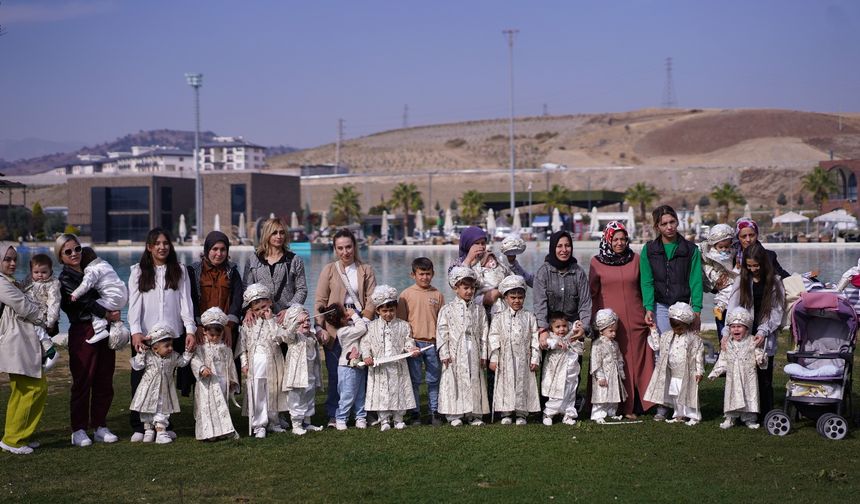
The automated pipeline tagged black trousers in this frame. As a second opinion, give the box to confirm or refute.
[758,355,775,418]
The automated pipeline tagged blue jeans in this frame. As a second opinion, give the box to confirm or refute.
[407,340,441,414]
[336,365,367,422]
[324,339,342,419]
[655,302,671,336]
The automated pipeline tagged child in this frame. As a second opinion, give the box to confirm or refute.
[324,303,368,431]
[70,247,130,345]
[362,285,420,431]
[281,304,324,436]
[129,323,193,444]
[488,275,540,425]
[541,312,585,426]
[436,266,490,427]
[643,302,705,426]
[709,307,766,429]
[590,309,627,423]
[700,224,738,336]
[23,254,60,370]
[237,283,288,438]
[397,257,445,426]
[190,307,239,441]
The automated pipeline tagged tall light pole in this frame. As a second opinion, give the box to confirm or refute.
[503,28,518,217]
[528,180,533,229]
[185,73,203,239]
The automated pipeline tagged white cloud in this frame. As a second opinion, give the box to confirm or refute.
[1,0,116,24]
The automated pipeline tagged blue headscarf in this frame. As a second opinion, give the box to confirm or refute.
[458,226,487,262]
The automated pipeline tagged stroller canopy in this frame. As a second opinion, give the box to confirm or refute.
[791,292,858,347]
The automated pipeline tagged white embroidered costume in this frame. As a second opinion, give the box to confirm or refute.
[23,277,61,352]
[130,349,193,426]
[280,305,323,433]
[590,309,627,421]
[542,326,584,421]
[708,308,765,427]
[71,257,130,343]
[488,302,540,418]
[191,341,238,440]
[361,317,417,423]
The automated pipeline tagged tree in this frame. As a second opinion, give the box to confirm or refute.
[44,212,66,237]
[710,183,745,223]
[801,166,839,212]
[544,184,572,214]
[31,202,46,240]
[459,190,484,225]
[625,182,659,223]
[776,193,787,206]
[797,194,805,206]
[330,185,362,225]
[449,198,458,211]
[698,196,710,207]
[390,182,423,239]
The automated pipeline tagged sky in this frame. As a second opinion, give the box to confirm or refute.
[2,0,859,149]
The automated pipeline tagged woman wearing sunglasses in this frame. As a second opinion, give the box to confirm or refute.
[56,233,122,447]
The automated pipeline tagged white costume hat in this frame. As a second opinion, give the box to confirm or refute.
[200,307,228,327]
[594,308,619,331]
[708,224,735,246]
[668,302,695,324]
[147,322,176,344]
[243,283,271,309]
[283,304,308,326]
[726,307,753,328]
[498,275,526,295]
[370,285,399,306]
[500,235,526,256]
[448,266,477,289]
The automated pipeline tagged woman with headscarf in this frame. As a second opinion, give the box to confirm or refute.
[588,221,654,418]
[734,217,790,279]
[188,231,244,349]
[449,226,513,310]
[0,242,50,454]
[534,230,592,337]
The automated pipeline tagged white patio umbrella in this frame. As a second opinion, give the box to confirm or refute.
[381,210,390,240]
[444,207,454,235]
[512,208,522,233]
[320,211,329,230]
[813,209,857,224]
[238,213,247,240]
[269,212,276,219]
[743,203,752,219]
[213,214,221,232]
[486,208,496,238]
[414,209,424,234]
[551,208,562,233]
[178,214,187,242]
[626,206,637,240]
[773,210,809,240]
[290,211,299,229]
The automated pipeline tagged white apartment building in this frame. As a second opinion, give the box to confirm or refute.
[56,146,194,176]
[200,136,267,171]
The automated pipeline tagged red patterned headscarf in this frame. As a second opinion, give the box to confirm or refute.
[596,221,634,266]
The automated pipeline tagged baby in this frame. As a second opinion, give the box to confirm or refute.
[70,247,130,345]
[23,254,60,370]
[700,224,738,333]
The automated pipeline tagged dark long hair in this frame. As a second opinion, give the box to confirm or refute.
[138,228,183,292]
[651,205,679,234]
[333,228,361,263]
[738,242,776,325]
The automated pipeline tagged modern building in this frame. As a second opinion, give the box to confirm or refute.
[821,159,860,213]
[201,171,301,233]
[200,136,267,171]
[56,147,194,176]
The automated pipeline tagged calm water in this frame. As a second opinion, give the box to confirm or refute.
[13,244,860,332]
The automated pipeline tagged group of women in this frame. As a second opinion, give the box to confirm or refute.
[0,204,788,452]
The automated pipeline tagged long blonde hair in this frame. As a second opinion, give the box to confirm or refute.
[256,218,288,257]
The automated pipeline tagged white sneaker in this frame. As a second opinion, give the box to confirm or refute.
[610,415,623,421]
[27,440,40,449]
[562,415,577,426]
[71,429,92,447]
[303,424,324,432]
[267,424,286,433]
[542,416,553,426]
[85,330,110,345]
[155,431,173,444]
[0,441,33,455]
[166,430,177,440]
[719,418,735,430]
[292,426,307,436]
[685,419,699,427]
[130,432,145,443]
[515,417,527,426]
[94,427,119,443]
[450,419,463,427]
[394,422,406,430]
[355,418,367,429]
[745,422,760,429]
[335,421,348,431]
[254,427,267,438]
[380,422,391,432]
[142,430,155,443]
[500,417,513,425]
[469,418,484,426]
[594,418,606,424]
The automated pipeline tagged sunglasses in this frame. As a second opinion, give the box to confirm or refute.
[272,230,286,236]
[63,245,83,256]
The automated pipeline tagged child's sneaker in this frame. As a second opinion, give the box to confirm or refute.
[394,422,407,430]
[303,423,323,432]
[355,418,367,429]
[292,426,307,436]
[745,421,760,429]
[719,418,735,429]
[562,415,577,426]
[542,415,553,426]
[515,417,527,426]
[449,418,463,427]
[500,417,513,425]
[469,418,484,426]
[594,418,606,424]
[130,432,145,443]
[610,415,623,421]
[380,422,391,432]
[142,429,155,443]
[685,419,699,427]
[155,431,173,444]
[653,413,666,422]
[335,421,348,431]
[71,429,93,447]
[254,427,267,439]
[665,417,683,424]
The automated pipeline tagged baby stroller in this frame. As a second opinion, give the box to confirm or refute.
[765,292,857,440]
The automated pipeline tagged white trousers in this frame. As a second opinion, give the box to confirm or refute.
[250,355,278,429]
[287,386,316,423]
[544,357,580,418]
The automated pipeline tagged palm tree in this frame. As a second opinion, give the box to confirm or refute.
[801,166,839,212]
[390,182,423,239]
[459,190,484,225]
[330,185,362,225]
[625,182,659,223]
[710,183,745,223]
[544,184,572,214]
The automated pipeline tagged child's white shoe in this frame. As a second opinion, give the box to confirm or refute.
[745,421,760,429]
[303,423,323,432]
[450,419,463,427]
[335,421,348,431]
[71,429,93,447]
[594,418,606,424]
[380,422,391,432]
[685,419,699,427]
[542,415,553,426]
[254,427,267,438]
[719,418,735,430]
[562,415,577,426]
[469,418,484,426]
[267,424,286,433]
[665,418,682,424]
[85,330,110,345]
[355,418,367,429]
[394,422,406,430]
[610,415,623,421]
[142,429,156,443]
[130,432,145,443]
[155,431,173,444]
[292,426,307,436]
[500,417,513,425]
[515,417,527,426]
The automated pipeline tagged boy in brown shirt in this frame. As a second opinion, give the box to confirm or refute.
[397,257,445,426]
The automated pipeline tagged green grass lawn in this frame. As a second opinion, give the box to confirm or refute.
[1,332,859,503]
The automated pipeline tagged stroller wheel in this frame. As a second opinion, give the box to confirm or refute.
[817,413,849,441]
[764,410,791,436]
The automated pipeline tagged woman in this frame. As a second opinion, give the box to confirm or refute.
[0,243,51,454]
[450,226,516,309]
[534,230,592,335]
[735,217,790,279]
[315,228,377,427]
[723,242,785,418]
[56,234,121,447]
[243,218,308,318]
[188,231,244,348]
[127,228,197,441]
[589,221,654,419]
[640,205,703,334]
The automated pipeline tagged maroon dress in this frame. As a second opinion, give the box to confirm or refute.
[589,254,655,415]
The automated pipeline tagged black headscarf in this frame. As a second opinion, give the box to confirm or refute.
[545,230,576,270]
[203,231,230,265]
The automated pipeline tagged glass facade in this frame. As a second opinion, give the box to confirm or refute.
[161,186,173,231]
[231,184,246,226]
[106,187,150,241]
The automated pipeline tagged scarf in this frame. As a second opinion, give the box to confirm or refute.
[458,226,487,262]
[734,217,759,264]
[596,220,634,266]
[204,231,230,259]
[545,230,576,270]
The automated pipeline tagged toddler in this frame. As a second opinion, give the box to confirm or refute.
[590,309,627,423]
[191,307,239,441]
[281,304,324,435]
[324,303,369,431]
[70,247,130,345]
[541,312,585,425]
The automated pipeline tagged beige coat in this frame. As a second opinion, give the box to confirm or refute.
[191,342,238,440]
[129,350,193,414]
[315,261,377,341]
[281,324,322,392]
[541,336,585,399]
[644,330,704,409]
[708,335,764,413]
[0,267,47,379]
[488,307,541,413]
[361,318,417,412]
[436,297,490,416]
[237,318,289,414]
[590,336,628,405]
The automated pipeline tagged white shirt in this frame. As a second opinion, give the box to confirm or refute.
[128,264,197,336]
[342,262,359,306]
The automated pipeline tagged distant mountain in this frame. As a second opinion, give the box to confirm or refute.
[0,138,87,161]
